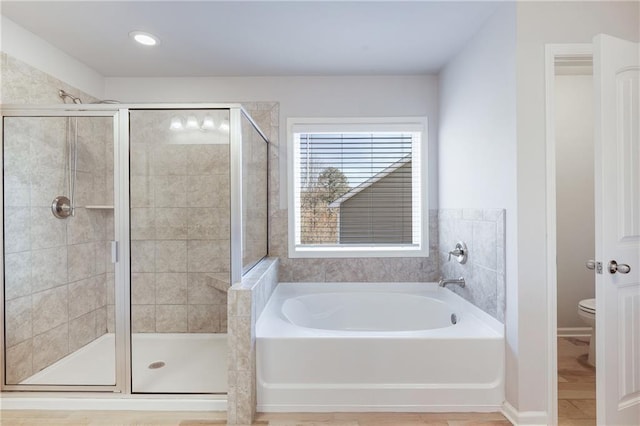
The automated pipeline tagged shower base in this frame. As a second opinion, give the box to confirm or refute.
[21,333,227,393]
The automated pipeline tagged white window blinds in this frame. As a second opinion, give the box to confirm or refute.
[289,119,426,257]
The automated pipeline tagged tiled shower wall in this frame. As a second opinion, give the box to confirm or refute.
[129,110,231,334]
[1,53,91,105]
[438,209,506,322]
[3,116,113,383]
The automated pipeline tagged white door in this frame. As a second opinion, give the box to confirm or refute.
[594,34,640,425]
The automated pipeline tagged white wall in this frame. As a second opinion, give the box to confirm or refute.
[0,16,105,98]
[105,75,439,209]
[438,3,516,211]
[516,0,639,419]
[438,0,517,410]
[555,74,595,329]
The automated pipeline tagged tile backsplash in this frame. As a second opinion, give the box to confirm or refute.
[438,209,506,322]
[270,210,440,283]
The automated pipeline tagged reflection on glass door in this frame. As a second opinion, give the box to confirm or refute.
[129,109,229,393]
[2,115,116,387]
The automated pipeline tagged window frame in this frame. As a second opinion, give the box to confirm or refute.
[287,116,429,258]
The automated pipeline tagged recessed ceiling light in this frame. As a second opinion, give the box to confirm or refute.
[129,31,159,46]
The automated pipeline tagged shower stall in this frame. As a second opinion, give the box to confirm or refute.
[0,104,268,396]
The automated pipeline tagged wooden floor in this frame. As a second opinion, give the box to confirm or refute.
[0,410,511,425]
[557,337,596,425]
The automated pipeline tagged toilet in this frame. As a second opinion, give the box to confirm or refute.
[577,298,596,367]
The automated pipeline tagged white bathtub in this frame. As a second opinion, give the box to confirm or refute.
[256,282,504,412]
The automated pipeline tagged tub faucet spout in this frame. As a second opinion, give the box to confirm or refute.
[438,277,466,288]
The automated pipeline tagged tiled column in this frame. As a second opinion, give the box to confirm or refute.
[227,258,279,425]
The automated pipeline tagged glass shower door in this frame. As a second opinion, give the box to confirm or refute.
[2,112,118,389]
[129,109,230,393]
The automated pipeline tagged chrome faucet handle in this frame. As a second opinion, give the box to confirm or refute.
[448,242,468,264]
[448,248,463,261]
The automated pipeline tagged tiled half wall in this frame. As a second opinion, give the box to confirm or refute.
[227,257,279,425]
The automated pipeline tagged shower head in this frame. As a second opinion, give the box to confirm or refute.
[58,89,83,104]
[58,89,121,104]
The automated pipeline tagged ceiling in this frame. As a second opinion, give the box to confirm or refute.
[1,1,500,77]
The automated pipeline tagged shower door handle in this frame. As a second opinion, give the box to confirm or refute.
[111,241,118,263]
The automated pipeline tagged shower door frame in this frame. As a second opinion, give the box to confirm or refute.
[0,108,129,393]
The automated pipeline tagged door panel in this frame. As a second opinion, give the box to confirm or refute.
[617,68,640,240]
[594,34,640,425]
[128,109,230,394]
[2,113,117,389]
[619,290,640,404]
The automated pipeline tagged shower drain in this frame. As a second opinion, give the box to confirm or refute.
[148,361,166,369]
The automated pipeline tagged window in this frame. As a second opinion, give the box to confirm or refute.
[287,117,428,258]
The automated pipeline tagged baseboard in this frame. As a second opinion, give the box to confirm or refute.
[0,395,227,411]
[258,404,502,413]
[502,401,548,425]
[557,327,592,337]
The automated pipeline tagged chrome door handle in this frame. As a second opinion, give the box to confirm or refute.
[586,260,596,270]
[608,260,631,274]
